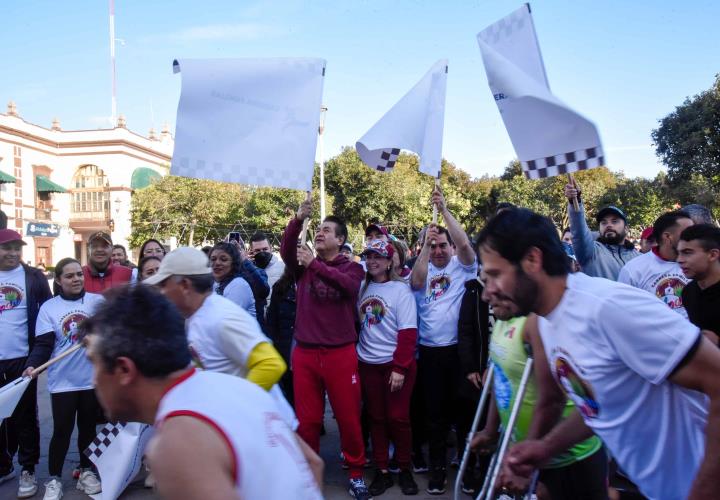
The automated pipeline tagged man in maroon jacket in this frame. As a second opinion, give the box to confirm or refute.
[280,199,369,499]
[82,231,132,293]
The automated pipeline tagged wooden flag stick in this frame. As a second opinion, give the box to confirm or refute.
[300,191,312,246]
[30,343,83,377]
[567,173,580,211]
[432,178,440,224]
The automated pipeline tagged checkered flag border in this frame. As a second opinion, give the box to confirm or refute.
[478,7,528,45]
[374,148,401,173]
[521,147,604,180]
[84,421,126,459]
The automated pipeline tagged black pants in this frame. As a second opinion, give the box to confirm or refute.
[0,357,39,474]
[49,390,99,477]
[539,448,609,500]
[419,344,462,470]
[410,364,427,458]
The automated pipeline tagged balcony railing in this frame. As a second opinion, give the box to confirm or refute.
[70,210,111,221]
[35,208,52,221]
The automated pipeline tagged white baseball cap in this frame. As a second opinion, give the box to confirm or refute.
[143,247,211,285]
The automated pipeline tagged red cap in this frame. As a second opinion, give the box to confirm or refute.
[365,224,389,239]
[641,227,654,240]
[0,229,26,246]
[361,239,395,259]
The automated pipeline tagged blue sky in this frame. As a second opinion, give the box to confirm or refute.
[1,0,718,179]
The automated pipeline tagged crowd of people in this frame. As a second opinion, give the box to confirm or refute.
[0,177,719,500]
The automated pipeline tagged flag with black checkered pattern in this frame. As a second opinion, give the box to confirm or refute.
[477,4,605,179]
[84,421,126,459]
[171,58,326,191]
[356,59,447,178]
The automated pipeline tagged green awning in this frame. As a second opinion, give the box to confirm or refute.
[131,167,162,190]
[0,171,16,184]
[36,175,67,193]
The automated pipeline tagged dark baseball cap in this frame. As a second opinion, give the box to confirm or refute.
[365,223,389,238]
[88,231,113,245]
[596,206,627,223]
[0,229,26,246]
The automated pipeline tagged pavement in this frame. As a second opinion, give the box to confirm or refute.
[0,374,465,499]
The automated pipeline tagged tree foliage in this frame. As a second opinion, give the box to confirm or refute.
[652,75,720,185]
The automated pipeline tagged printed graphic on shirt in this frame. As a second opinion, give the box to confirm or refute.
[424,274,451,303]
[359,296,387,328]
[554,355,600,419]
[58,311,89,349]
[0,285,23,314]
[653,276,685,310]
[492,361,513,411]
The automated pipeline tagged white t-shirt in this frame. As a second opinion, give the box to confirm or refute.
[617,251,690,319]
[156,370,321,500]
[187,293,297,429]
[357,280,417,364]
[537,272,706,500]
[214,277,256,317]
[415,256,478,346]
[0,265,29,360]
[35,293,104,393]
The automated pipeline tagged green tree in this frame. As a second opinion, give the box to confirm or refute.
[652,74,720,185]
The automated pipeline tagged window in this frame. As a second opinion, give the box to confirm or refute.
[70,165,110,215]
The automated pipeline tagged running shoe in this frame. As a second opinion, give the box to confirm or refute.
[76,469,102,495]
[348,477,373,500]
[42,478,63,500]
[0,466,16,486]
[398,469,419,496]
[426,468,446,495]
[368,469,393,496]
[17,470,38,498]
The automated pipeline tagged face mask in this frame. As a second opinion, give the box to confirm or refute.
[253,251,273,269]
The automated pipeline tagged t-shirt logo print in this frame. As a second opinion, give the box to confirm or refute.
[555,357,600,418]
[0,285,23,315]
[60,312,88,348]
[655,277,684,310]
[425,274,451,303]
[360,298,385,328]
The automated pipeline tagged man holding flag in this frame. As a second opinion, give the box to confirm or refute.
[0,229,52,498]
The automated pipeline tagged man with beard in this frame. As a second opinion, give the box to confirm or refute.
[564,181,638,280]
[619,210,694,318]
[477,208,720,500]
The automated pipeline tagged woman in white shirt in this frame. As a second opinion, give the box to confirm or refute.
[30,258,104,500]
[357,239,419,496]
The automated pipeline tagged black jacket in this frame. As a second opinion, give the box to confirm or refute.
[265,284,296,364]
[457,278,491,377]
[21,264,53,368]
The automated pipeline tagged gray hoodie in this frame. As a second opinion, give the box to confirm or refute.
[568,203,639,280]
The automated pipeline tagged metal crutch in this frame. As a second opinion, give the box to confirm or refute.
[453,363,495,500]
[477,353,535,499]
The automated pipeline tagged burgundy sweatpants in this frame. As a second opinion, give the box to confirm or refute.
[292,343,366,478]
[359,360,416,471]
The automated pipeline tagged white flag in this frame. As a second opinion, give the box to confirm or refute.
[356,59,448,178]
[85,422,154,500]
[171,58,326,191]
[0,377,30,419]
[477,4,604,179]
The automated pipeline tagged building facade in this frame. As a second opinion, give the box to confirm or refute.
[0,101,173,267]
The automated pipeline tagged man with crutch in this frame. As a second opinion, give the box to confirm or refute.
[477,208,720,500]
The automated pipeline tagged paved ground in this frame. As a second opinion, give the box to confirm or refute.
[0,374,465,499]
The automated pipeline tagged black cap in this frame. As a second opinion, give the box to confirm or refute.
[596,206,627,223]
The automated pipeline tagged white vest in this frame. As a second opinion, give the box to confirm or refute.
[156,370,322,500]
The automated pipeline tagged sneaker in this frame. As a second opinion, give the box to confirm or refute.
[17,470,38,498]
[368,469,393,496]
[398,470,419,496]
[72,468,80,479]
[426,468,446,495]
[461,477,479,496]
[43,478,63,500]
[411,454,429,474]
[0,467,16,486]
[387,458,400,474]
[348,477,373,500]
[76,469,102,495]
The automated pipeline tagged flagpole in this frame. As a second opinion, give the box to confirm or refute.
[109,0,117,126]
[567,174,580,211]
[432,178,440,224]
[30,343,83,377]
[300,191,311,246]
[319,106,328,221]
